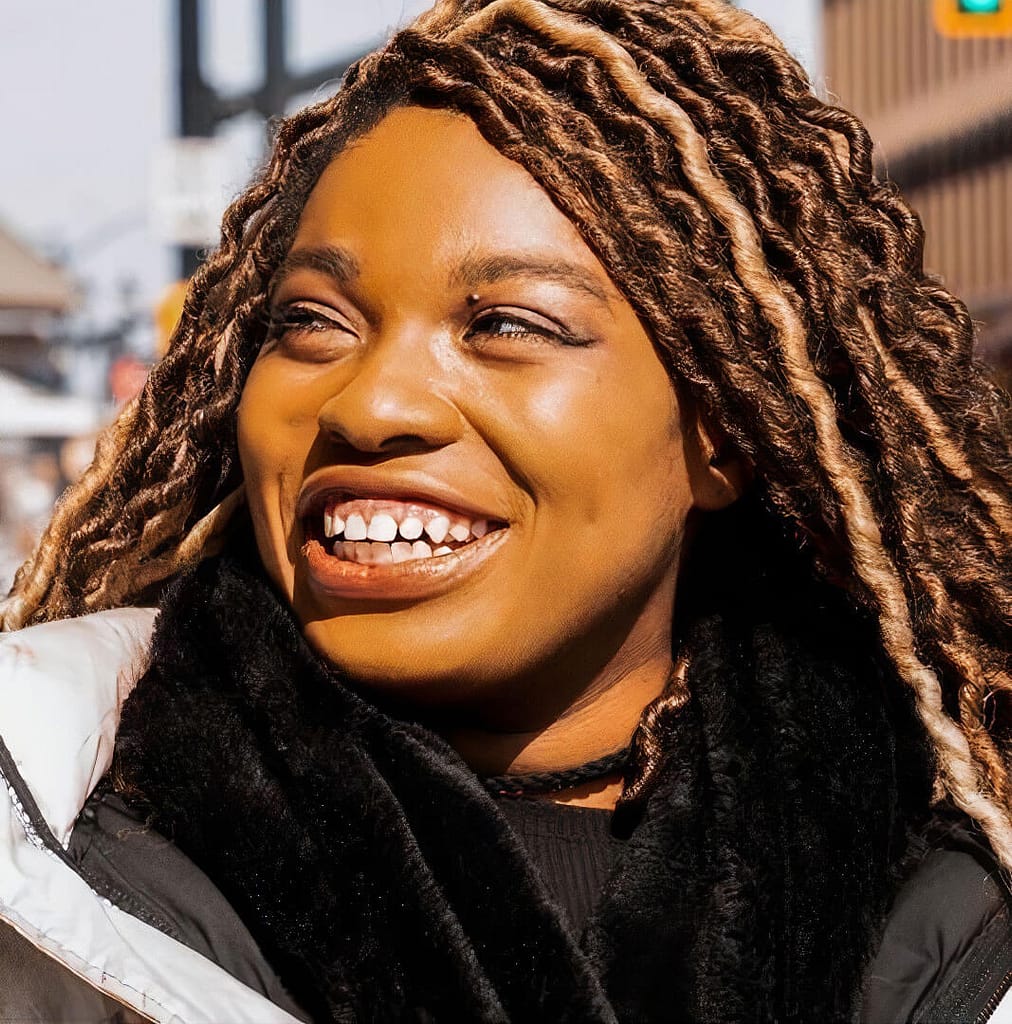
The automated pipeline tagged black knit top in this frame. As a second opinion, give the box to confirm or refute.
[496,798,627,934]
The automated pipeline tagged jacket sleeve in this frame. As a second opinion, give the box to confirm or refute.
[0,921,150,1024]
[860,845,1012,1024]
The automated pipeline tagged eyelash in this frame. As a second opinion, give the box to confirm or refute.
[266,304,587,350]
[467,311,577,346]
[267,303,345,338]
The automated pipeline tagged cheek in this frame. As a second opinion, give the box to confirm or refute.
[469,358,689,639]
[610,383,693,570]
[236,361,315,586]
[237,363,287,496]
[509,364,688,531]
[238,357,325,478]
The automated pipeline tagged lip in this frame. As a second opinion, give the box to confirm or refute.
[296,468,509,524]
[295,467,513,601]
[301,527,509,600]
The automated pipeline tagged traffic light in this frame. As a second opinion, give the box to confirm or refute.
[936,0,1012,35]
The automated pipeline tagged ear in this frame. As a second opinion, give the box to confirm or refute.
[683,407,751,512]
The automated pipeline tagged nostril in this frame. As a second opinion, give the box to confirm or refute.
[316,371,464,455]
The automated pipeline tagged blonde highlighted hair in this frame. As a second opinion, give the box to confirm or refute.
[4,0,1011,863]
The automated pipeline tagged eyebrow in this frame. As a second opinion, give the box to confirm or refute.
[269,243,613,305]
[269,244,360,297]
[449,251,612,304]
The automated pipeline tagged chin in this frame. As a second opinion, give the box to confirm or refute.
[299,613,520,707]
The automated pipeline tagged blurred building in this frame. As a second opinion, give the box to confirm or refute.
[0,225,102,592]
[0,223,77,387]
[824,0,1012,379]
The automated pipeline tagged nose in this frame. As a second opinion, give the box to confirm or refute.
[316,334,463,456]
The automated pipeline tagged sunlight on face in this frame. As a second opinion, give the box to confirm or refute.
[237,107,711,726]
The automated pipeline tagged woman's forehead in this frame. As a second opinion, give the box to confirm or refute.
[286,106,621,303]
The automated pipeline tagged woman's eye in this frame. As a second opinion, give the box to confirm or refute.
[266,301,358,360]
[467,312,581,347]
[268,302,348,337]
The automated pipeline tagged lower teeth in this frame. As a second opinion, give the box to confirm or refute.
[330,539,461,564]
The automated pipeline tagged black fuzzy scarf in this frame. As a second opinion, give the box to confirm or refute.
[114,553,932,1023]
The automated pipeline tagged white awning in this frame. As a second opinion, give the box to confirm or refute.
[0,371,105,439]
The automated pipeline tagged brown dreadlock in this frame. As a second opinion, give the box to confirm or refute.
[4,0,1011,863]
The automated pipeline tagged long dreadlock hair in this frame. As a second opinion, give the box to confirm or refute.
[4,0,1011,864]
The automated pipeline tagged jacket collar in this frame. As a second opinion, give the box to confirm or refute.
[0,607,156,846]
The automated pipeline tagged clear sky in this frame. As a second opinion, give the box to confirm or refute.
[745,0,822,80]
[0,0,819,336]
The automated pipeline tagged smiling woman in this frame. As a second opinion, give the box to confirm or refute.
[240,107,723,749]
[1,1,1011,1022]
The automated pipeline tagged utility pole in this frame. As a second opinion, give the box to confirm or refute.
[175,0,368,276]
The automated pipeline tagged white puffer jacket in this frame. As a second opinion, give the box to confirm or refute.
[0,609,304,1023]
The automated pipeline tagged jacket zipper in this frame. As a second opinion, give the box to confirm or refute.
[976,966,1012,1024]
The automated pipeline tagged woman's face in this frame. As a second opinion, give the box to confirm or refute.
[238,106,728,723]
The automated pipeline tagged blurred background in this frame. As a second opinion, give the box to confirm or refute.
[0,0,1009,594]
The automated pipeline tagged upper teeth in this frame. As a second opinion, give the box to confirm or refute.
[344,513,367,541]
[321,503,491,547]
[426,516,450,544]
[367,513,398,542]
[399,516,424,540]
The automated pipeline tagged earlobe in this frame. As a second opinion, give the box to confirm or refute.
[699,449,751,511]
[688,414,751,512]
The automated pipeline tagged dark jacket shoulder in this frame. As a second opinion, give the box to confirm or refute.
[67,787,310,1022]
[862,824,1012,1023]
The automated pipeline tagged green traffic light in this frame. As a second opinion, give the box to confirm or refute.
[958,0,1001,12]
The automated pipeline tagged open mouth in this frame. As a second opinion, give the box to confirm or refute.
[302,496,509,567]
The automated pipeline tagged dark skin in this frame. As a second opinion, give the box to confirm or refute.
[237,107,745,808]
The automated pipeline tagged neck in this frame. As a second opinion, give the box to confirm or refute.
[444,650,673,810]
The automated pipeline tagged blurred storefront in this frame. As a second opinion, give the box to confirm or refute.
[0,225,103,590]
[0,223,77,385]
[824,0,1012,381]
